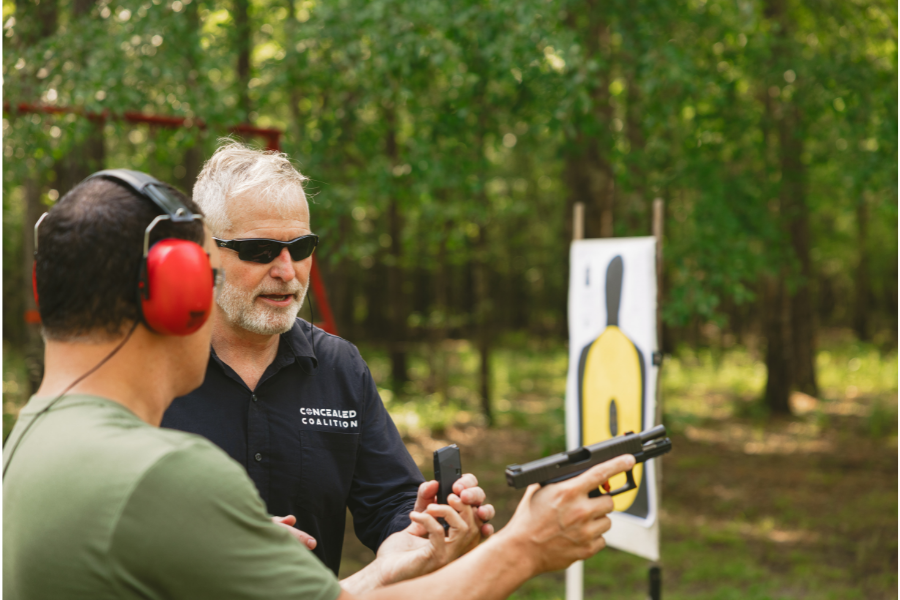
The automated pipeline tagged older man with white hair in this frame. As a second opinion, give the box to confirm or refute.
[162,141,494,576]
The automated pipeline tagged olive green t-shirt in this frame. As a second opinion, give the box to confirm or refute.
[3,394,343,600]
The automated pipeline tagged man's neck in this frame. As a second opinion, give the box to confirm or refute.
[210,309,281,390]
[37,329,183,426]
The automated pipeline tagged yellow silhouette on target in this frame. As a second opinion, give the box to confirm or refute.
[577,255,649,517]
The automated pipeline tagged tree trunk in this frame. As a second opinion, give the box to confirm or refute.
[780,104,818,397]
[384,107,407,386]
[330,214,354,339]
[15,0,57,44]
[854,194,870,341]
[433,220,451,403]
[765,0,818,396]
[762,0,815,407]
[285,0,305,149]
[16,0,61,393]
[178,0,205,195]
[763,274,792,414]
[58,0,105,189]
[234,0,252,121]
[474,225,493,426]
[563,14,615,240]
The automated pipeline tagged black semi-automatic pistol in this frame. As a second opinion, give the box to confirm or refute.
[505,425,672,497]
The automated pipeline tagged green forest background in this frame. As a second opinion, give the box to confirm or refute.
[2,0,898,597]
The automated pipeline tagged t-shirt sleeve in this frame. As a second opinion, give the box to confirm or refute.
[347,361,425,552]
[108,441,343,600]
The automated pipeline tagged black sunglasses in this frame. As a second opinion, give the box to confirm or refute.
[213,235,319,264]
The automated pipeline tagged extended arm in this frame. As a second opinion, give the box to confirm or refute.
[341,454,636,600]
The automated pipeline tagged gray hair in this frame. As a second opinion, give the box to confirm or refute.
[192,139,309,235]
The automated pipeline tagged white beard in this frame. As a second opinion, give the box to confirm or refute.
[216,276,308,336]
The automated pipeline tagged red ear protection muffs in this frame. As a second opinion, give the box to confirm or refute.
[139,239,214,336]
[34,170,214,335]
[87,169,215,336]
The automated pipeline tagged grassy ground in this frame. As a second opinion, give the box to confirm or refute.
[3,331,897,598]
[336,331,898,599]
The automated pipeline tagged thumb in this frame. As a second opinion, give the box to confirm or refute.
[512,483,541,519]
[414,480,439,513]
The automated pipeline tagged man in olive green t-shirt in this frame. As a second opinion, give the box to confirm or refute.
[4,393,343,600]
[5,171,632,600]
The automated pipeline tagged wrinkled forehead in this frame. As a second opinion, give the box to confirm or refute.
[224,188,310,236]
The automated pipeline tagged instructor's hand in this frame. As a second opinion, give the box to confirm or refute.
[271,515,317,550]
[410,474,495,541]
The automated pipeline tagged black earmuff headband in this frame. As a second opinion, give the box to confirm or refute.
[35,170,202,259]
[85,170,203,259]
[86,169,198,223]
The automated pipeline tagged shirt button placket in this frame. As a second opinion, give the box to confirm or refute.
[246,392,269,494]
[250,397,260,461]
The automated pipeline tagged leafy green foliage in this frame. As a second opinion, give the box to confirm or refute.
[2,0,896,347]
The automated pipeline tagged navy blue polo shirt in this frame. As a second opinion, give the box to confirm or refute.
[162,319,424,574]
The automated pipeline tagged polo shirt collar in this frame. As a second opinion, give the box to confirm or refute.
[209,319,318,387]
[283,319,318,371]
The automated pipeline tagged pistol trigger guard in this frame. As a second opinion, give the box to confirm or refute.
[607,468,637,497]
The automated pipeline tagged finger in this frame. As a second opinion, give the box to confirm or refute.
[589,494,615,518]
[426,500,469,533]
[414,480,440,512]
[276,522,317,550]
[272,515,297,526]
[476,504,495,523]
[410,510,447,542]
[452,473,479,495]
[593,515,612,536]
[459,485,487,507]
[446,492,476,521]
[404,518,428,538]
[572,455,636,494]
[480,523,494,538]
[586,534,607,559]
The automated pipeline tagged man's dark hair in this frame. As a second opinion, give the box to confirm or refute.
[35,177,205,341]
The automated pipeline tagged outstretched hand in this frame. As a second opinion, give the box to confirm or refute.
[375,493,478,586]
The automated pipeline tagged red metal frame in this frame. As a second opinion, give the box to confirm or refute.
[8,102,338,335]
[5,102,284,150]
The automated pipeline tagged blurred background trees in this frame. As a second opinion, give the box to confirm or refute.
[3,0,896,418]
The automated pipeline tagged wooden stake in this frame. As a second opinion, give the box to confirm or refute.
[573,202,585,241]
[566,201,587,600]
[653,198,664,356]
[651,198,665,600]
[652,199,664,434]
